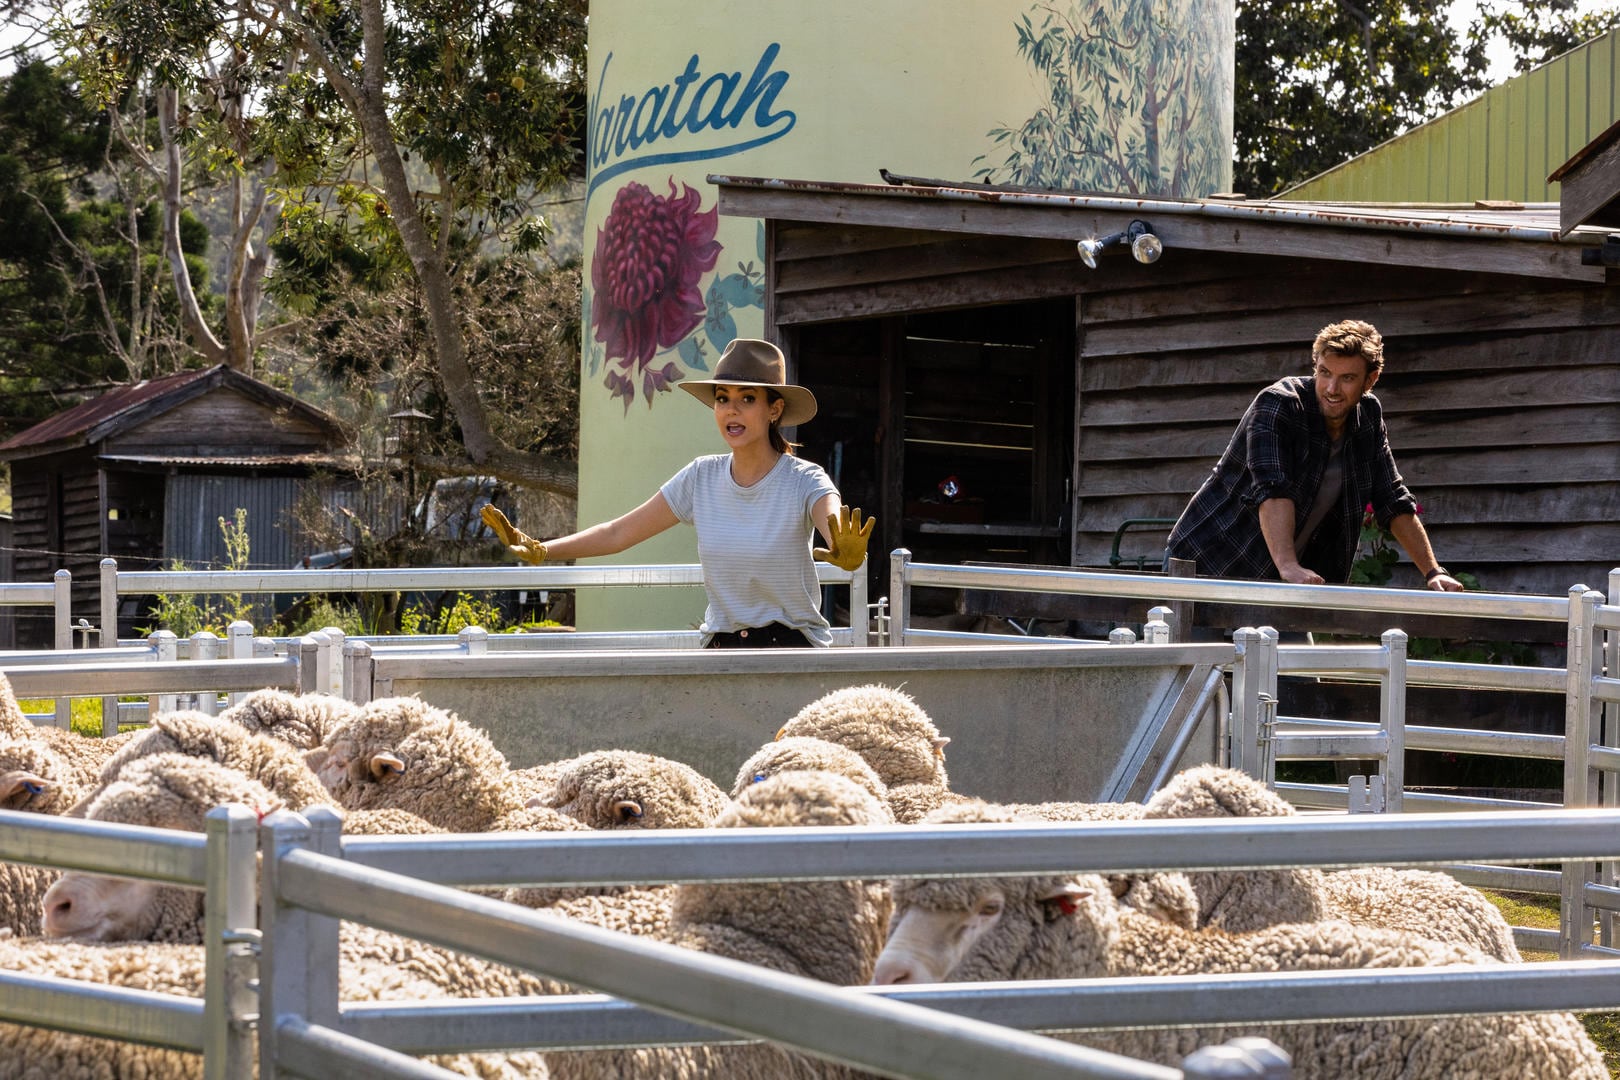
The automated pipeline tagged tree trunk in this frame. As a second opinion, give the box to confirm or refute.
[156,87,229,367]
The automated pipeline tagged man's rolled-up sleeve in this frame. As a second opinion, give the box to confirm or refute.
[1369,415,1418,526]
[1240,394,1298,507]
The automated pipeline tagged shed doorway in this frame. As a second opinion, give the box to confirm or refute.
[791,297,1075,614]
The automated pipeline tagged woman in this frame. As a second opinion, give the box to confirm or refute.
[481,338,873,648]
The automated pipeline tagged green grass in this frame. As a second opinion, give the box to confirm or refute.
[1484,889,1620,1075]
[18,697,146,737]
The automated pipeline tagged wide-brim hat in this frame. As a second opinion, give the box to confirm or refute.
[679,338,818,427]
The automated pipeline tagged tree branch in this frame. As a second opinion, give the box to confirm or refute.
[156,86,229,365]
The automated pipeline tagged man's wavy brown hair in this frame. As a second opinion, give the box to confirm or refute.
[1311,319,1385,377]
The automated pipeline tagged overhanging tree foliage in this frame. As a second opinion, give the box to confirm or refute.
[64,0,588,497]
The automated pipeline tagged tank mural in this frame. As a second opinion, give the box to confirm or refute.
[577,2,1232,631]
[973,0,1234,196]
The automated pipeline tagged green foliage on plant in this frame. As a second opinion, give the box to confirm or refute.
[140,509,256,637]
[398,592,509,636]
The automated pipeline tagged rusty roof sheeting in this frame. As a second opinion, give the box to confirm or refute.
[0,367,218,452]
[708,174,1614,244]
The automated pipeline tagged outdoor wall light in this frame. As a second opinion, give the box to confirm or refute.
[1077,220,1163,269]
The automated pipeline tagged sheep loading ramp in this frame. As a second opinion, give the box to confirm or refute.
[349,642,1232,802]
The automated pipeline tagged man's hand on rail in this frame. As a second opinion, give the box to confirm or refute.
[814,506,875,572]
[480,505,548,565]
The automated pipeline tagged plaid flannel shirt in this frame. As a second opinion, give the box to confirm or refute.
[1166,376,1417,582]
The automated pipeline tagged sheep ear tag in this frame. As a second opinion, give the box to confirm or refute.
[369,752,407,781]
[1039,882,1093,917]
[774,725,788,741]
[614,799,644,822]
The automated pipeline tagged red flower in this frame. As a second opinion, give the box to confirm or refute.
[591,179,721,407]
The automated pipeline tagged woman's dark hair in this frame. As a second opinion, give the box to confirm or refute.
[766,389,798,456]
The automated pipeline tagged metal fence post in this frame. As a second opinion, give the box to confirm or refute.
[51,569,72,729]
[1109,627,1138,644]
[149,630,179,717]
[192,631,220,715]
[320,628,347,695]
[848,560,869,648]
[294,636,320,695]
[888,549,911,647]
[100,558,120,736]
[306,632,332,701]
[1379,628,1408,813]
[1605,569,1620,947]
[458,626,489,656]
[1183,1038,1291,1078]
[1147,604,1177,643]
[227,622,255,708]
[259,810,340,1078]
[1562,586,1602,959]
[343,640,373,705]
[1230,628,1262,775]
[205,804,260,1080]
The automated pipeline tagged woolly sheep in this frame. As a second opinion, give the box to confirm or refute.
[91,708,334,811]
[305,695,527,830]
[536,749,730,831]
[1139,764,1326,931]
[0,736,81,814]
[0,936,549,1078]
[43,752,288,943]
[218,687,359,749]
[0,673,137,795]
[773,683,967,824]
[732,736,890,810]
[872,801,1604,1079]
[546,770,893,1080]
[1141,766,1520,960]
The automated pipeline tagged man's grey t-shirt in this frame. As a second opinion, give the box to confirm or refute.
[661,454,837,646]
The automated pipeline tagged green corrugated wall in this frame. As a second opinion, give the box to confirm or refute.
[1282,28,1618,203]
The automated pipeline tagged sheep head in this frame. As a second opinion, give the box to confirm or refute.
[306,696,516,831]
[732,736,890,812]
[44,753,283,943]
[542,750,728,830]
[776,684,950,790]
[872,801,1121,986]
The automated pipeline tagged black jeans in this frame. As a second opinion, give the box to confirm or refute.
[705,623,813,648]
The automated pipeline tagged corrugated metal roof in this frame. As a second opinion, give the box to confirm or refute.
[97,452,364,470]
[0,367,217,452]
[710,173,1611,242]
[1282,27,1619,204]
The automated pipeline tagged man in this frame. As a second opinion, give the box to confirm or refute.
[1166,319,1463,591]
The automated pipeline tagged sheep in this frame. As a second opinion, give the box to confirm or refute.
[305,695,528,831]
[43,752,288,943]
[732,736,891,810]
[0,936,550,1078]
[0,736,81,814]
[218,687,359,750]
[872,801,1604,1078]
[536,750,730,831]
[91,708,334,811]
[773,683,969,824]
[1138,764,1326,931]
[545,770,894,1080]
[504,750,731,930]
[1320,865,1521,963]
[1141,766,1520,960]
[0,673,137,795]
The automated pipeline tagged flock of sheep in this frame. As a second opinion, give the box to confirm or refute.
[0,672,1608,1078]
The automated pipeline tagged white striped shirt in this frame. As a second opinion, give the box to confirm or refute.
[661,454,837,646]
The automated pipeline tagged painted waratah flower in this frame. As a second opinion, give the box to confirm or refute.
[591,178,722,407]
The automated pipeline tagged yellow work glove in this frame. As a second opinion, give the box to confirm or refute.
[479,504,548,565]
[813,506,874,572]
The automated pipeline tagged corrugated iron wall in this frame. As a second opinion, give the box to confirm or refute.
[164,474,309,570]
[1283,29,1618,203]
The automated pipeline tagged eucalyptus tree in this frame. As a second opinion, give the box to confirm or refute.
[65,0,588,495]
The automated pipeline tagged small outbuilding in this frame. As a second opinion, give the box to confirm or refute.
[0,365,356,643]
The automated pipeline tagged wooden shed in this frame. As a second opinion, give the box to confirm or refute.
[0,366,356,644]
[712,174,1620,617]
